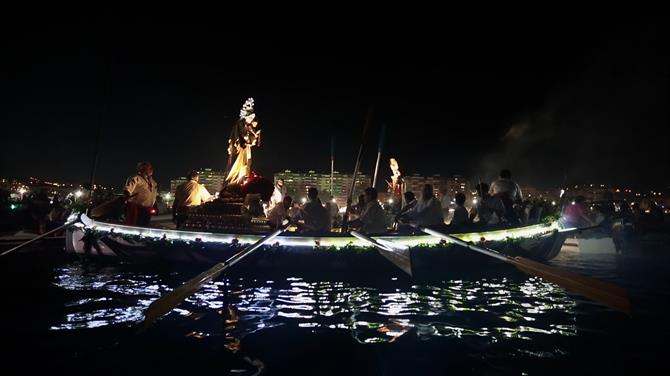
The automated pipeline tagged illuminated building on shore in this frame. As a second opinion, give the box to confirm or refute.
[403,174,469,199]
[273,170,369,206]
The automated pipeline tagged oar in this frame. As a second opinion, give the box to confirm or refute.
[342,108,374,232]
[350,231,412,276]
[142,226,287,328]
[1,220,77,257]
[415,225,631,315]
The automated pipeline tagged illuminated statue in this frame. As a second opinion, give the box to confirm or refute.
[225,98,261,185]
[387,158,403,199]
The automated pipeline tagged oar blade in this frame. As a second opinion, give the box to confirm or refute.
[415,225,631,316]
[143,267,223,327]
[141,226,286,328]
[351,231,412,276]
[375,238,413,277]
[513,257,631,315]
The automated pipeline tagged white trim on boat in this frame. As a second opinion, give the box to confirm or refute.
[77,214,560,249]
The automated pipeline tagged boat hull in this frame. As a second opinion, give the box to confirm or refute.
[65,215,573,274]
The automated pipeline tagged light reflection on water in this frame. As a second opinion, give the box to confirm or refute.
[50,263,579,356]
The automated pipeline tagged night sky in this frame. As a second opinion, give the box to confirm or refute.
[2,14,667,191]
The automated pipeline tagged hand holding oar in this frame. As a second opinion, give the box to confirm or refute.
[350,231,412,276]
[142,226,287,328]
[1,219,77,257]
[415,226,631,315]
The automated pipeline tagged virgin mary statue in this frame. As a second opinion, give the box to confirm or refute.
[225,98,261,185]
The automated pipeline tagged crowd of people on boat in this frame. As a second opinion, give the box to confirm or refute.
[3,161,668,241]
[115,165,572,234]
[219,168,546,235]
[12,160,664,238]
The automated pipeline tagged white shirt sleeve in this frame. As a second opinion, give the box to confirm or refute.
[124,176,139,194]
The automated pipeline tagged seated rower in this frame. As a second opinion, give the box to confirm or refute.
[173,170,213,228]
[300,188,330,233]
[399,191,417,216]
[449,192,470,227]
[402,184,444,227]
[267,195,293,230]
[349,187,387,234]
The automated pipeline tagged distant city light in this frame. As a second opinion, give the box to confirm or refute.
[75,190,83,198]
[388,198,394,204]
[551,201,556,206]
[301,197,307,204]
[18,188,27,195]
[472,198,477,205]
[571,201,576,205]
[332,198,337,203]
[560,189,565,198]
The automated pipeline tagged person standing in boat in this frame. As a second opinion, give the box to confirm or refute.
[469,183,506,226]
[123,162,158,227]
[489,169,523,224]
[172,170,213,228]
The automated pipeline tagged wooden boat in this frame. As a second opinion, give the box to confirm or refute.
[65,214,577,274]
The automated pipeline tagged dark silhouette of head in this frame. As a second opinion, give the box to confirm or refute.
[403,191,415,202]
[283,195,293,209]
[364,187,378,203]
[500,169,512,179]
[307,188,318,200]
[455,192,466,206]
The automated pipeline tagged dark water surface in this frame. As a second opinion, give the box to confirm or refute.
[1,243,668,375]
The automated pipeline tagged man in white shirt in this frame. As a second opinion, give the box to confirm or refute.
[124,161,158,226]
[406,184,444,227]
[350,187,387,234]
[173,170,213,228]
[270,179,287,208]
[489,169,523,224]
